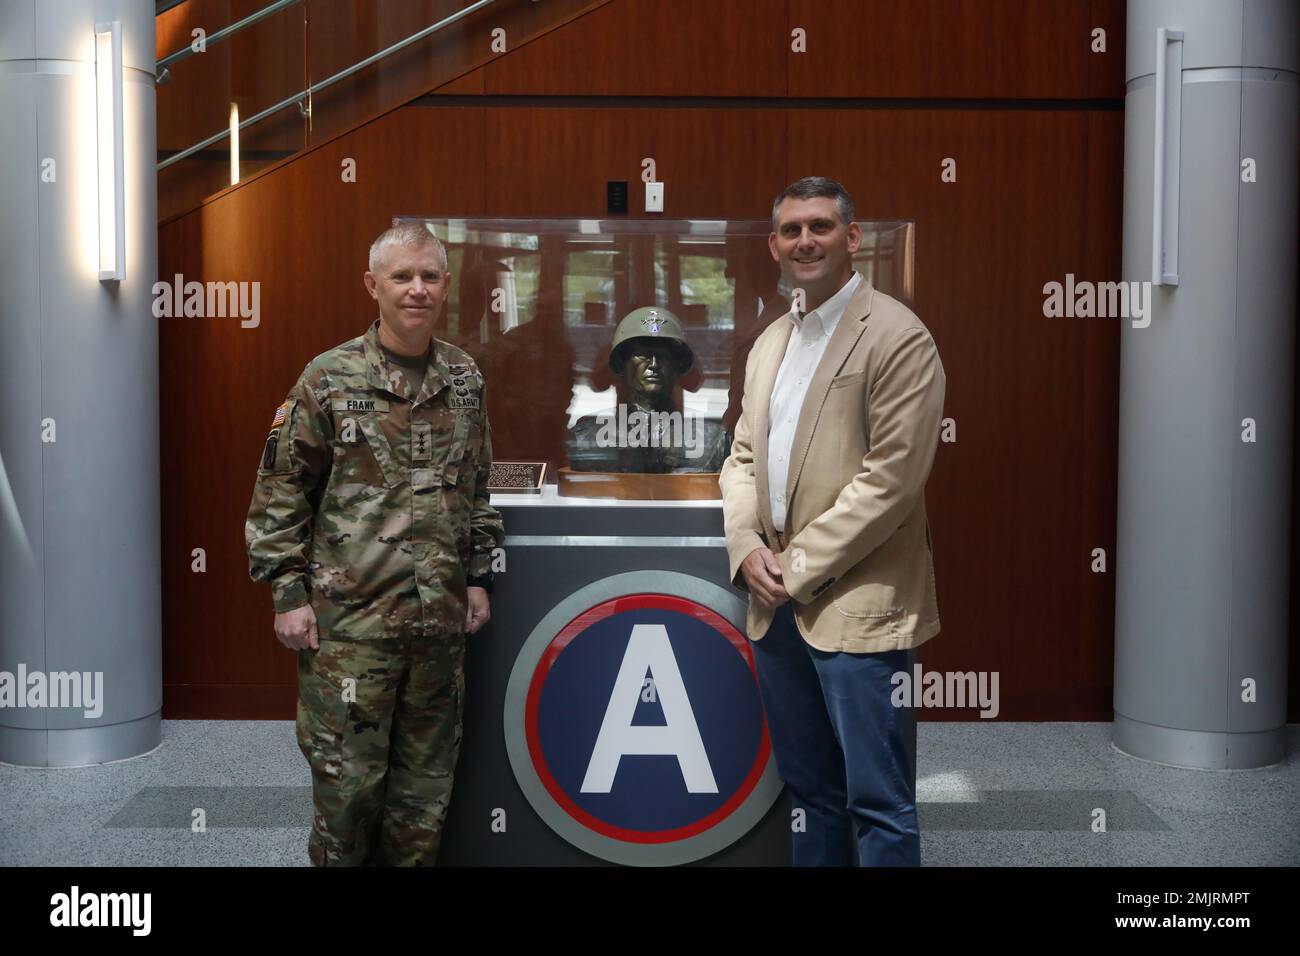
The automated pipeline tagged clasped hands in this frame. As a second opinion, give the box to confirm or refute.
[740,547,790,610]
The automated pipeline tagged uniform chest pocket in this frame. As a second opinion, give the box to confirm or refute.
[329,410,396,490]
[441,413,481,487]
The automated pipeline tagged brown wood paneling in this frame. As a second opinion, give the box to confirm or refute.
[159,106,487,715]
[304,0,611,145]
[484,0,789,96]
[481,105,786,216]
[157,0,610,221]
[1079,107,1125,719]
[789,0,1127,100]
[430,66,487,96]
[786,107,1123,719]
[156,0,305,153]
[164,684,293,720]
[156,0,306,222]
[161,99,1125,721]
[484,0,1125,99]
[157,0,1153,722]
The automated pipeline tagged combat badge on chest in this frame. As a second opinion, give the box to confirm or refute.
[446,364,480,411]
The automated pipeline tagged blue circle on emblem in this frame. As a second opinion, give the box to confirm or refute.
[534,604,764,834]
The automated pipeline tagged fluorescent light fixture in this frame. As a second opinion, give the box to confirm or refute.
[95,21,125,281]
[229,102,240,185]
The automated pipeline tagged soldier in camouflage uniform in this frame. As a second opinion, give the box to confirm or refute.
[245,224,504,866]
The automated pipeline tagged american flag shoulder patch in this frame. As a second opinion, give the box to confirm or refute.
[271,402,289,427]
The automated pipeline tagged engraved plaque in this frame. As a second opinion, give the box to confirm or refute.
[488,460,547,493]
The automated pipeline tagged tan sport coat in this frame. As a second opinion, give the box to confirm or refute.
[719,273,946,653]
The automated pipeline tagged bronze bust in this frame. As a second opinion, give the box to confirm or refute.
[567,307,729,474]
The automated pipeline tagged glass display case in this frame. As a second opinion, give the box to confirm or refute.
[393,216,915,499]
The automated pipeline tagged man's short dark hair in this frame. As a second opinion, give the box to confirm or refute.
[771,177,856,231]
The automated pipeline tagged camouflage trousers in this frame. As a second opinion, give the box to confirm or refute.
[295,632,466,866]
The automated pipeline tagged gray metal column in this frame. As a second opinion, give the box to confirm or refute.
[1115,0,1298,768]
[0,0,160,766]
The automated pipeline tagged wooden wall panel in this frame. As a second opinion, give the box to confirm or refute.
[160,100,1125,720]
[156,0,1170,723]
[786,108,1122,719]
[481,106,786,216]
[155,0,306,222]
[1080,109,1126,719]
[155,0,609,221]
[159,106,487,716]
[155,0,305,153]
[484,0,789,96]
[787,0,1126,99]
[484,0,1125,99]
[303,0,617,145]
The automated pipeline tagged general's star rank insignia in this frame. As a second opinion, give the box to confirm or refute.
[412,422,431,461]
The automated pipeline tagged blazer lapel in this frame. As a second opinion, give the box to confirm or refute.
[752,318,792,546]
[784,277,876,510]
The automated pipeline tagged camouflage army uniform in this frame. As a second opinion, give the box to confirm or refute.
[245,318,504,866]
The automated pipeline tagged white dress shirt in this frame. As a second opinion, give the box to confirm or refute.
[767,271,862,532]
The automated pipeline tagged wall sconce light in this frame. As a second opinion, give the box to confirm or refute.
[95,21,125,281]
[230,102,240,185]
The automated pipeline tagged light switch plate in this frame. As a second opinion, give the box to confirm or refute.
[645,181,664,213]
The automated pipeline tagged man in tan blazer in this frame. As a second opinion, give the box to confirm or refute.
[720,176,945,866]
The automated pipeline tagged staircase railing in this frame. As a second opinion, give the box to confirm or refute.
[154,0,606,221]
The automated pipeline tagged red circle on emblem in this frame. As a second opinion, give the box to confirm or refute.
[523,593,771,845]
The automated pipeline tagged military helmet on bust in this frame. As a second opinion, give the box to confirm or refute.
[608,307,694,376]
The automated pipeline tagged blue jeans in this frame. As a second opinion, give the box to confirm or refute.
[751,602,919,866]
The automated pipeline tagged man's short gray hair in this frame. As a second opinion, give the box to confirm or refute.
[368,223,448,274]
[771,176,855,231]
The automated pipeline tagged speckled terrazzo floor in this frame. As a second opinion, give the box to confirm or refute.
[2,721,1296,866]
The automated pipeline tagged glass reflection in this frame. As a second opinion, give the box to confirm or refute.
[393,217,913,483]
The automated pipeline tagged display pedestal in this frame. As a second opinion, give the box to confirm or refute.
[437,487,787,866]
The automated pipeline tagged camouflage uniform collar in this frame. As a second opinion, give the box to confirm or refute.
[363,318,450,405]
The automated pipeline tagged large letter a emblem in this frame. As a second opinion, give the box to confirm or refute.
[581,624,718,793]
